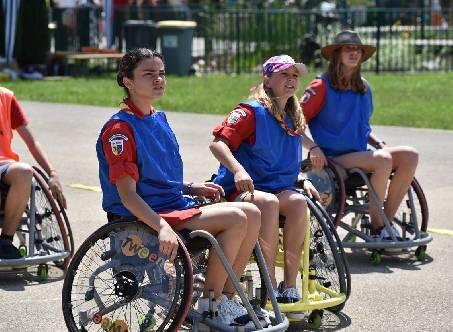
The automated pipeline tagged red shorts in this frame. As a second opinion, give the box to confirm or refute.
[158,208,201,226]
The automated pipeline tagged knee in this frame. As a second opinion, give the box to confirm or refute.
[374,150,393,173]
[241,203,261,231]
[259,193,280,213]
[401,146,419,168]
[285,194,308,218]
[6,163,33,187]
[227,208,248,234]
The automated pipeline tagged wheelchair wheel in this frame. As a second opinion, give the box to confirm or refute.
[13,168,73,269]
[31,168,73,269]
[304,160,346,227]
[393,177,429,234]
[308,198,350,312]
[62,221,193,332]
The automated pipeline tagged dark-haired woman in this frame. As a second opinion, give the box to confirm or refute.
[96,48,261,327]
[301,30,419,239]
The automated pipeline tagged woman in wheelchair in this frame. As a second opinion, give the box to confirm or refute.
[96,48,262,327]
[301,30,419,240]
[210,55,323,304]
[0,87,66,260]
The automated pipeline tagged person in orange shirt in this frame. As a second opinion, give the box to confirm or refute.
[0,87,66,260]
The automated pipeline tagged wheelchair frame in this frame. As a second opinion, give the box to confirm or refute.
[307,159,433,263]
[62,220,289,332]
[0,167,73,277]
[246,190,350,329]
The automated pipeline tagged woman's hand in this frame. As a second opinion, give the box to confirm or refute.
[309,146,327,171]
[233,169,254,194]
[48,172,67,209]
[158,222,179,262]
[304,180,321,201]
[188,182,224,202]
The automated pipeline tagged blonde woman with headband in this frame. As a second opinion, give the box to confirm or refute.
[210,55,324,304]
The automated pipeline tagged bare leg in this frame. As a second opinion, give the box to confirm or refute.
[383,146,419,220]
[239,191,280,288]
[333,150,392,230]
[2,163,33,236]
[277,190,307,288]
[202,202,261,296]
[174,203,259,299]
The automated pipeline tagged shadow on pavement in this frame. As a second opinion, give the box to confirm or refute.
[0,265,65,290]
[287,310,352,331]
[345,248,434,274]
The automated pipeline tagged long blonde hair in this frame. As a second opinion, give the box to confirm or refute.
[248,83,306,134]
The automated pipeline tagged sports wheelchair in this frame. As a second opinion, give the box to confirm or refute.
[0,166,73,280]
[303,158,433,265]
[62,218,290,331]
[244,188,350,329]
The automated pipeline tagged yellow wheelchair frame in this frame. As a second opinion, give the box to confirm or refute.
[249,196,349,329]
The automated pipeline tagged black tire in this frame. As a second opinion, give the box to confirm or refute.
[308,198,351,311]
[62,221,193,332]
[32,167,74,268]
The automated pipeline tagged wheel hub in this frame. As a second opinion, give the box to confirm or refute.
[114,271,139,301]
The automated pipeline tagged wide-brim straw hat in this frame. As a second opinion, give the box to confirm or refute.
[321,30,376,62]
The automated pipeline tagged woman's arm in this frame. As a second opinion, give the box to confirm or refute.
[116,175,179,261]
[209,137,254,194]
[16,124,67,208]
[368,132,386,149]
[301,131,327,171]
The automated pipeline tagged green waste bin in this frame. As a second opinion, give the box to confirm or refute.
[157,20,197,76]
[123,20,158,51]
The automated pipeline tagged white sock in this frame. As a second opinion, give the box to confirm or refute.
[197,297,218,313]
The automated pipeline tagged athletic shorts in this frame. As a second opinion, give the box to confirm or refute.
[107,207,201,227]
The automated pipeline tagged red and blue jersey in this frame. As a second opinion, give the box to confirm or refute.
[213,100,302,197]
[96,100,196,217]
[301,75,373,157]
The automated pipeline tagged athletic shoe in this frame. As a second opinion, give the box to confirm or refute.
[0,242,22,260]
[277,282,300,303]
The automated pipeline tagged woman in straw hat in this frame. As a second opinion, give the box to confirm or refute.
[301,30,419,240]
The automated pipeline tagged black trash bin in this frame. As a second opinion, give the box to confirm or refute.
[157,20,197,76]
[123,20,158,51]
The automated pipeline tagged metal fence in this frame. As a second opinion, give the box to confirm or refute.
[50,6,453,74]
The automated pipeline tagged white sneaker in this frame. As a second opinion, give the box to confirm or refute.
[277,282,300,303]
[217,295,254,327]
[378,224,402,241]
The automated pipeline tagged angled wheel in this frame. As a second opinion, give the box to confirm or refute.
[62,221,193,332]
[309,198,351,306]
[29,167,74,269]
[306,199,349,313]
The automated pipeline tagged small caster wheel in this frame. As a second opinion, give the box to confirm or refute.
[415,246,427,261]
[138,314,156,331]
[307,310,323,329]
[18,245,27,257]
[371,251,381,266]
[37,264,49,281]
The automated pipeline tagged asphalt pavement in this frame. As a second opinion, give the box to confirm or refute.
[0,101,452,331]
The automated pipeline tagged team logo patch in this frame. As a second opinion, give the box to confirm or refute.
[302,87,317,103]
[227,108,247,124]
[109,134,129,156]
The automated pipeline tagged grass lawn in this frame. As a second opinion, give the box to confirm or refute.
[3,71,453,130]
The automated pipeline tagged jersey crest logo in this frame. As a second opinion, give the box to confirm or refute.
[109,134,128,156]
[227,108,247,124]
